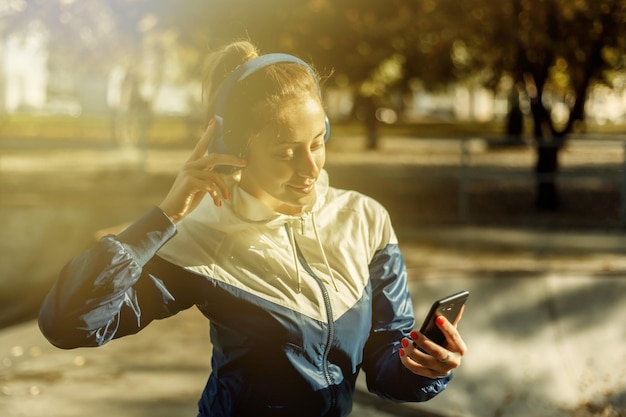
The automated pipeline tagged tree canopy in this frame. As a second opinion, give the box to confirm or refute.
[2,0,625,130]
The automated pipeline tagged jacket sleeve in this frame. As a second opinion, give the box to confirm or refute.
[38,207,199,349]
[361,242,452,402]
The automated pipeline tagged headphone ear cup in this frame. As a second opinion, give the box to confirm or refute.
[208,115,227,154]
[207,115,240,175]
[324,115,331,142]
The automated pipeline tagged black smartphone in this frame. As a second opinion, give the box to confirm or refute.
[418,290,469,347]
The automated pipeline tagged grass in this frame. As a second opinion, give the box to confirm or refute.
[0,113,624,147]
[0,113,193,146]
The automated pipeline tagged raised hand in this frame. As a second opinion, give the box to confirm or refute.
[158,120,247,223]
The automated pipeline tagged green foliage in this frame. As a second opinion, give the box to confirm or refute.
[3,0,625,132]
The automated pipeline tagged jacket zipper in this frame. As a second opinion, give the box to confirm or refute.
[285,222,337,409]
[298,249,336,407]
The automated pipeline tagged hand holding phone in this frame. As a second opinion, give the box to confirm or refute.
[399,290,469,378]
[418,290,469,347]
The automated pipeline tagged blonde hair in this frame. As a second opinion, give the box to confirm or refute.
[202,40,260,119]
[202,40,323,156]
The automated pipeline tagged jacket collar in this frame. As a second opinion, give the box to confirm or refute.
[229,169,330,223]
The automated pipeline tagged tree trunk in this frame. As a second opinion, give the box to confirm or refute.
[354,93,379,150]
[505,84,524,145]
[535,143,560,210]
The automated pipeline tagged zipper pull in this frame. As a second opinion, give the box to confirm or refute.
[300,214,308,235]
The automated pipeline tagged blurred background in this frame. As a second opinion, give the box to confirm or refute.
[0,1,625,416]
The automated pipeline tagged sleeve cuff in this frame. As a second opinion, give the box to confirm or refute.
[115,206,177,265]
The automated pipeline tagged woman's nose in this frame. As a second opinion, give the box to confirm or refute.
[295,149,320,177]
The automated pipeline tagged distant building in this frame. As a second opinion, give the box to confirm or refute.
[1,22,48,113]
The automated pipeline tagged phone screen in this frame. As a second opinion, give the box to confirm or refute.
[418,290,469,347]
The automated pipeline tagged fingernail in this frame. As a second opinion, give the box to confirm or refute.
[399,349,405,357]
[208,118,215,127]
[410,331,419,340]
[401,339,409,348]
[239,159,247,165]
[436,316,445,326]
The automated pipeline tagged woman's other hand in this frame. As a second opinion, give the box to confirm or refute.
[399,306,467,379]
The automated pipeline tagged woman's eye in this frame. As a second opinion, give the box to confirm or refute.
[276,149,294,160]
[311,141,324,152]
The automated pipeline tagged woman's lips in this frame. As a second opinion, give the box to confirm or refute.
[289,182,315,194]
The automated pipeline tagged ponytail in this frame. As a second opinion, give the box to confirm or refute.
[202,40,260,122]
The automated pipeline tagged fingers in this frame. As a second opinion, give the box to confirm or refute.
[184,154,246,194]
[436,315,468,356]
[399,337,454,379]
[206,172,230,203]
[161,119,249,221]
[399,317,468,378]
[185,170,228,203]
[187,151,247,170]
[160,155,241,220]
[189,119,217,161]
[189,119,247,169]
[187,119,247,173]
[180,160,235,201]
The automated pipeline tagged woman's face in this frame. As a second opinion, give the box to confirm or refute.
[239,96,327,215]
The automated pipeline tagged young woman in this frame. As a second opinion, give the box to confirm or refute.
[39,40,467,417]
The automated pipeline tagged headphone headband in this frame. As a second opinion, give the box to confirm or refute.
[208,53,330,173]
[213,53,315,119]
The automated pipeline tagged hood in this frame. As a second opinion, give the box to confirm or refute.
[233,168,330,223]
[158,169,338,293]
[185,168,330,232]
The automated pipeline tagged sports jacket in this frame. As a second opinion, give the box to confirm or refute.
[39,170,451,417]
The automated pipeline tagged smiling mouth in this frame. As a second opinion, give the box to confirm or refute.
[289,183,315,194]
